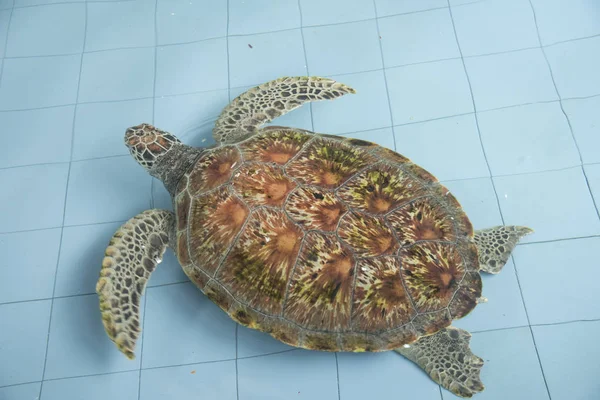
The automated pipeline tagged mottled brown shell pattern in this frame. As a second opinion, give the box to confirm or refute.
[174,127,481,352]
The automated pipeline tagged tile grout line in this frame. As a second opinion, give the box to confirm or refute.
[447,163,586,181]
[304,5,339,394]
[526,1,600,224]
[136,2,160,398]
[296,0,315,132]
[37,4,89,399]
[372,0,398,151]
[71,153,131,163]
[493,6,551,398]
[470,325,530,335]
[225,0,231,102]
[581,166,600,219]
[1,69,600,114]
[148,0,160,212]
[6,284,212,305]
[334,353,341,400]
[544,32,600,48]
[226,3,241,399]
[1,348,303,390]
[0,164,597,233]
[448,3,552,399]
[16,257,600,305]
[476,98,561,113]
[0,1,14,99]
[451,0,487,7]
[3,230,600,308]
[0,369,141,390]
[394,111,474,127]
[0,87,596,115]
[0,349,296,390]
[142,348,299,372]
[516,234,600,246]
[0,8,597,62]
[136,294,149,400]
[472,318,600,335]
[0,30,590,62]
[444,0,508,253]
[2,125,600,174]
[235,324,240,400]
[5,227,600,307]
[464,44,541,59]
[445,2,493,179]
[0,218,129,236]
[3,317,600,390]
[2,13,597,61]
[506,251,552,400]
[14,0,137,11]
[2,158,600,234]
[531,318,600,328]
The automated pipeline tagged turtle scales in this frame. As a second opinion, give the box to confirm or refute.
[97,76,532,398]
[173,127,482,352]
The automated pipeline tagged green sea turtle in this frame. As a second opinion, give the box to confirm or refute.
[96,76,532,398]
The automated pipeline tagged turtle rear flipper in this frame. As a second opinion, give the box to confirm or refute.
[96,209,175,359]
[395,327,485,398]
[474,226,533,274]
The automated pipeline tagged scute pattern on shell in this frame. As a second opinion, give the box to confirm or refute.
[176,128,481,352]
[216,208,304,314]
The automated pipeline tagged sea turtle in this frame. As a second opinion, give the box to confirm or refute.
[97,76,532,398]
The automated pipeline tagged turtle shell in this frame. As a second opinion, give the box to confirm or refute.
[173,127,481,352]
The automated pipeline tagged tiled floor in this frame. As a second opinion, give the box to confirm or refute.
[0,0,599,399]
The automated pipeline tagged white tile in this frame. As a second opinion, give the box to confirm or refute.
[533,321,600,400]
[0,55,80,110]
[452,0,538,56]
[0,300,51,386]
[530,0,600,45]
[0,163,69,232]
[86,1,155,51]
[156,39,228,96]
[78,48,155,103]
[141,283,236,368]
[65,156,152,226]
[157,0,227,45]
[478,102,580,175]
[379,8,460,66]
[6,3,85,57]
[395,114,489,181]
[494,168,600,243]
[545,36,600,99]
[514,237,600,324]
[465,49,558,111]
[387,59,473,124]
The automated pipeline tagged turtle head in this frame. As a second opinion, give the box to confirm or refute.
[125,123,181,172]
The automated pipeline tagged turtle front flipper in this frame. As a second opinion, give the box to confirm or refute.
[96,209,175,359]
[395,327,484,398]
[213,76,355,144]
[474,226,533,274]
